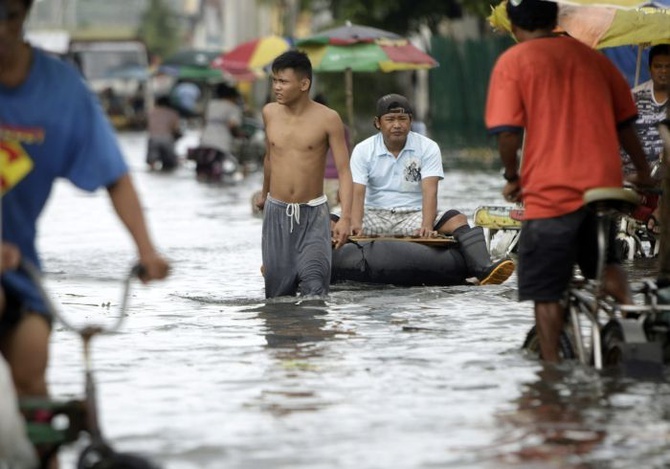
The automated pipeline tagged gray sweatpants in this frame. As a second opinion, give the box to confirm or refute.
[262,194,332,299]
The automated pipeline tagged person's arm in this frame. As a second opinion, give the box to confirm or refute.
[351,183,366,236]
[257,106,272,210]
[327,111,352,248]
[228,105,245,138]
[420,177,439,237]
[619,122,653,186]
[349,141,369,236]
[106,173,169,282]
[171,110,183,140]
[497,131,523,203]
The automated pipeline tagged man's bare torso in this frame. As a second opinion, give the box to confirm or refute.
[264,101,332,203]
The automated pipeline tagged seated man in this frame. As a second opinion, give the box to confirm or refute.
[621,44,669,235]
[350,94,515,285]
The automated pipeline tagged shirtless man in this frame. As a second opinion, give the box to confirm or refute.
[256,50,353,299]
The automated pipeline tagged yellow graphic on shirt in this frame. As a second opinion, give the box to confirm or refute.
[1,141,34,196]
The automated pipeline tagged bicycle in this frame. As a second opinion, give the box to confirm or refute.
[474,188,660,261]
[16,261,160,469]
[521,187,670,372]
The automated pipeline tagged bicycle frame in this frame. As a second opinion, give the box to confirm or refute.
[17,261,157,469]
[522,187,647,369]
[566,279,619,369]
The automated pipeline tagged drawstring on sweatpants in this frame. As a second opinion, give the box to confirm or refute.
[286,203,300,233]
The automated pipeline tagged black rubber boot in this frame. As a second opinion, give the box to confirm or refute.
[454,226,515,285]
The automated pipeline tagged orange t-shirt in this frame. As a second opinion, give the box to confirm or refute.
[485,36,637,219]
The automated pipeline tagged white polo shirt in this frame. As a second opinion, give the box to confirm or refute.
[350,131,444,210]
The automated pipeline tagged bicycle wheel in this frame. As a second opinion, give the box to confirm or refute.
[600,320,625,367]
[522,325,576,360]
[78,445,159,469]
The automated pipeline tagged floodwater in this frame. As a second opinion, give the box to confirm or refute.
[38,131,670,469]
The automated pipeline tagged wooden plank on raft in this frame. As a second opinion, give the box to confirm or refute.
[347,235,457,246]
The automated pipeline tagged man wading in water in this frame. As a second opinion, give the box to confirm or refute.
[256,50,353,299]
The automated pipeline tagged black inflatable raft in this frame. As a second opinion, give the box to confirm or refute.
[331,238,470,286]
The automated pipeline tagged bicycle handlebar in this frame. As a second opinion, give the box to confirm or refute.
[623,182,663,196]
[19,260,143,337]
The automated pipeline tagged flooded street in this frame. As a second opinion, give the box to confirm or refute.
[38,131,670,468]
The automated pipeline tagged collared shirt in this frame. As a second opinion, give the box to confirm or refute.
[350,131,444,210]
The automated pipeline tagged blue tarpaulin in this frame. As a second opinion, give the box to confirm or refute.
[602,0,670,87]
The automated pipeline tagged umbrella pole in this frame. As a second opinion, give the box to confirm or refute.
[345,67,355,145]
[634,44,643,88]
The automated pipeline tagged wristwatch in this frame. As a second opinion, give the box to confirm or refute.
[502,171,519,183]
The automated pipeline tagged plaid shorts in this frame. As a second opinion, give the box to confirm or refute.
[363,208,430,236]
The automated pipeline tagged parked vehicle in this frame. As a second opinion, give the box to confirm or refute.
[67,39,152,129]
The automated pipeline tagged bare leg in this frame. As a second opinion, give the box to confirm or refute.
[0,313,56,467]
[436,213,469,235]
[602,263,632,305]
[0,313,51,397]
[534,301,565,363]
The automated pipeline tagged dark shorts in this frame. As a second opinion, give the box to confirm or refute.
[147,138,178,170]
[0,285,52,340]
[517,207,619,302]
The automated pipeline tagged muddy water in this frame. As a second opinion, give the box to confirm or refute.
[36,131,670,468]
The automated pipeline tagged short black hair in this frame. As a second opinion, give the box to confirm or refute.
[25,0,34,9]
[649,44,670,68]
[272,50,312,85]
[506,0,558,32]
[155,95,172,107]
[215,82,239,99]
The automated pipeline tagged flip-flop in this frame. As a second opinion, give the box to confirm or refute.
[647,214,662,235]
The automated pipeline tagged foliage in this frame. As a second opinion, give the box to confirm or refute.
[136,0,181,60]
[325,0,455,35]
[314,0,494,35]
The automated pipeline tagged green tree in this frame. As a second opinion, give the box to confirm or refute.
[136,0,181,60]
[326,0,469,35]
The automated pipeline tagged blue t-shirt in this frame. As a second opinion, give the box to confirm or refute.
[350,131,444,210]
[1,47,128,313]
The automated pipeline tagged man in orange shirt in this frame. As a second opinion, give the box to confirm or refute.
[485,0,653,362]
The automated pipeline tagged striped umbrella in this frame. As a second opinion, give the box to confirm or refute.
[211,35,293,81]
[489,2,670,85]
[296,22,438,139]
[297,23,437,73]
